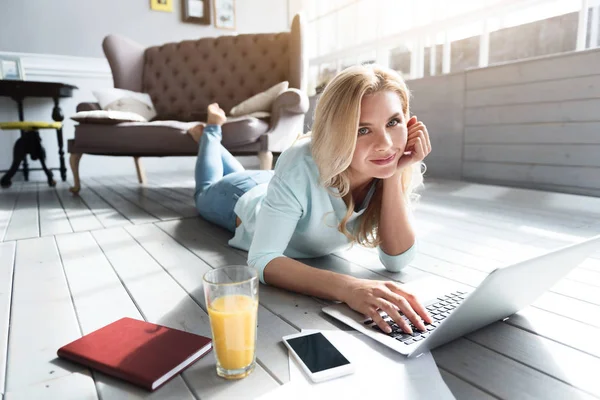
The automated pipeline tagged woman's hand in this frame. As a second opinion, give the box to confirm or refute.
[396,116,432,172]
[342,278,433,334]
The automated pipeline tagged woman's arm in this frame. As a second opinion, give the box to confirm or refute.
[263,257,355,302]
[376,117,432,268]
[263,256,430,334]
[378,176,416,256]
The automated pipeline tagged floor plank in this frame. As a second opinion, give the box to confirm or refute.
[566,268,600,287]
[581,258,600,273]
[416,198,596,245]
[54,186,103,232]
[424,180,599,229]
[76,186,131,228]
[6,237,95,393]
[426,179,600,221]
[152,177,195,200]
[125,223,297,384]
[433,338,597,400]
[110,178,193,219]
[4,185,38,241]
[4,372,97,400]
[534,292,600,328]
[55,231,195,399]
[439,370,498,400]
[92,178,181,221]
[0,185,21,242]
[91,227,279,399]
[0,242,16,395]
[134,178,197,209]
[86,184,157,225]
[552,279,600,306]
[38,185,72,237]
[506,308,600,358]
[467,322,600,398]
[116,177,198,218]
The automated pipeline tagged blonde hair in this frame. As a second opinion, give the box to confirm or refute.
[310,64,424,248]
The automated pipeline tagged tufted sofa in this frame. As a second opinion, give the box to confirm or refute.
[68,14,308,193]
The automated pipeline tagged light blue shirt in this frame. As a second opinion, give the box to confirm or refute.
[228,139,417,284]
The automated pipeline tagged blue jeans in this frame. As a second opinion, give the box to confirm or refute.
[194,125,273,232]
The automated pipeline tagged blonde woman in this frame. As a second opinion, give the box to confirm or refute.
[191,64,433,334]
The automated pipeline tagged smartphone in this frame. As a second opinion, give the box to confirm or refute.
[282,331,355,383]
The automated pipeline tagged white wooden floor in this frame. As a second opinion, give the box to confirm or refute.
[1,173,600,399]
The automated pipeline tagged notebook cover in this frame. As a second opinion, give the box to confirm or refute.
[57,317,212,391]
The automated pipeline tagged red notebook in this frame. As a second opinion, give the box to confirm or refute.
[57,317,212,391]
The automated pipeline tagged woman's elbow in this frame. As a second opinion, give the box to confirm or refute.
[379,241,417,272]
[383,261,409,273]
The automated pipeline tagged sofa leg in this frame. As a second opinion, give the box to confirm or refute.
[134,157,147,184]
[258,151,273,170]
[69,153,83,194]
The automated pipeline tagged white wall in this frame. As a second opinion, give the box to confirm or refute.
[408,73,465,180]
[0,0,288,58]
[408,47,600,198]
[0,0,288,181]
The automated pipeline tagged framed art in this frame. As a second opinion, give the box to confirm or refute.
[183,0,210,24]
[0,57,25,80]
[150,0,173,12]
[213,0,235,30]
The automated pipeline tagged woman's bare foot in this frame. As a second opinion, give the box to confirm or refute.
[207,103,227,125]
[189,103,227,143]
[189,123,206,143]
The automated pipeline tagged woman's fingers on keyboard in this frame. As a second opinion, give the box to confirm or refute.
[408,297,433,325]
[388,293,425,331]
[380,299,413,334]
[369,307,391,334]
[387,283,433,325]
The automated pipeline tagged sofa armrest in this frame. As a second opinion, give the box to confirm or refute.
[77,102,102,112]
[266,89,309,153]
[271,89,309,115]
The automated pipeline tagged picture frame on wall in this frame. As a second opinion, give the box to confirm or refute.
[150,0,173,12]
[213,0,236,30]
[182,0,210,24]
[0,57,25,81]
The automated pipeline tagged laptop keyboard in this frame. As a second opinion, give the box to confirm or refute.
[361,291,468,345]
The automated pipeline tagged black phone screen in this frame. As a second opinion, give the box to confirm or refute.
[286,332,350,373]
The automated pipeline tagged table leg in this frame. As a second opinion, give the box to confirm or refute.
[56,127,66,181]
[29,131,55,187]
[52,98,66,182]
[1,138,27,189]
[16,101,30,182]
[21,131,29,181]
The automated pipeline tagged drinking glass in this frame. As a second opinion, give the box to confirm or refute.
[203,266,259,379]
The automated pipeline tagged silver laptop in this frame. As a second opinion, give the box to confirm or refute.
[323,234,600,358]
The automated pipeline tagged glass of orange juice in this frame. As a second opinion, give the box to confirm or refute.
[203,266,259,380]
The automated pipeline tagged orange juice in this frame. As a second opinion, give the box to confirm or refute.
[208,294,258,370]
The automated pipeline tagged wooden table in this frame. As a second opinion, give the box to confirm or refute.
[1,176,600,399]
[0,80,77,187]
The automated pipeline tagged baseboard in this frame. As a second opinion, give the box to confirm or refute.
[0,51,111,80]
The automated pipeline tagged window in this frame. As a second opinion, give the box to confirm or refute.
[302,0,596,93]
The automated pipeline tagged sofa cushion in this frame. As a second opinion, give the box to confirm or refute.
[70,110,148,124]
[93,88,157,120]
[72,118,269,156]
[230,81,288,116]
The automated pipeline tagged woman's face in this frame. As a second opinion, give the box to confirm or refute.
[348,90,408,184]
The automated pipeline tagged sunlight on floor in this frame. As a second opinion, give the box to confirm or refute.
[517,226,587,242]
